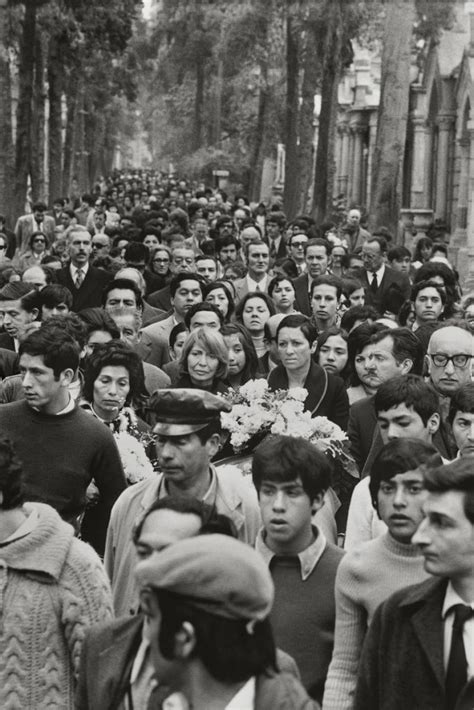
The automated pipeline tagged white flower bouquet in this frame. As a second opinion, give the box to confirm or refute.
[114,430,155,485]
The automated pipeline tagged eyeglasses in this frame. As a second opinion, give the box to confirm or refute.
[429,353,471,368]
[33,238,45,243]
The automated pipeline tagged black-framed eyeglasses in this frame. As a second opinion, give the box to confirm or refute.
[33,238,45,243]
[429,353,471,368]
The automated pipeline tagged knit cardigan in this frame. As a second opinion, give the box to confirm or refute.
[0,502,113,709]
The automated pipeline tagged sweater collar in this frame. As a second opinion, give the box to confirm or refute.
[256,525,327,581]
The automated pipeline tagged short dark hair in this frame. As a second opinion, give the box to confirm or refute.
[102,278,143,310]
[243,238,268,259]
[276,313,317,346]
[214,235,240,253]
[411,279,446,305]
[388,246,411,262]
[155,590,276,683]
[310,274,343,300]
[19,327,80,378]
[369,438,442,512]
[304,237,331,256]
[448,382,474,425]
[423,458,474,523]
[266,210,286,228]
[366,236,388,253]
[380,284,406,317]
[203,281,235,321]
[341,278,365,299]
[369,327,424,375]
[374,374,440,424]
[268,274,295,299]
[125,242,148,263]
[83,340,147,407]
[37,284,73,311]
[169,272,206,299]
[340,305,380,333]
[169,322,188,349]
[132,496,215,545]
[43,313,89,350]
[0,437,25,509]
[252,434,331,502]
[184,302,224,329]
[413,261,456,290]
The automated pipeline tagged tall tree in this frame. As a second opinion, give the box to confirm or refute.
[369,0,416,235]
[0,0,13,223]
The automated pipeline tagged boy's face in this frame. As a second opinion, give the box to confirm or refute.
[377,467,428,544]
[259,476,323,554]
[377,403,439,444]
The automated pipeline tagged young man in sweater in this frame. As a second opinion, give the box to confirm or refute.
[253,434,344,703]
[323,438,442,710]
[0,325,126,553]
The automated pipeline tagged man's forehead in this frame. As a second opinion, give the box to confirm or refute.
[429,327,472,352]
[108,288,135,300]
[0,299,22,311]
[378,403,420,419]
[176,280,201,291]
[423,490,467,518]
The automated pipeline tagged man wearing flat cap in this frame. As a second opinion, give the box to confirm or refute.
[104,389,261,617]
[135,534,319,709]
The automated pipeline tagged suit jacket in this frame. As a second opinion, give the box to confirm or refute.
[355,577,450,710]
[135,331,171,369]
[268,360,349,430]
[293,273,312,316]
[146,284,171,311]
[233,275,269,304]
[0,347,19,379]
[141,314,176,344]
[361,266,411,315]
[0,333,16,352]
[56,264,113,312]
[14,214,56,253]
[141,301,167,327]
[76,615,310,710]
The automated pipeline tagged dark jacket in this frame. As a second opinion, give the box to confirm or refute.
[293,273,312,316]
[0,332,15,352]
[76,615,319,710]
[146,284,172,311]
[355,577,451,710]
[56,263,113,312]
[268,360,349,430]
[361,266,411,315]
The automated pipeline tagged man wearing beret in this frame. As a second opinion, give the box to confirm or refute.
[135,534,319,709]
[104,389,261,616]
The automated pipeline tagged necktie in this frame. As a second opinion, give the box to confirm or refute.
[75,269,84,289]
[255,283,262,292]
[445,604,473,709]
[270,241,277,261]
[370,272,378,294]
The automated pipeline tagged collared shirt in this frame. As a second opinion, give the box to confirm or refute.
[70,262,90,282]
[255,526,327,581]
[366,263,385,289]
[226,677,256,709]
[442,582,474,678]
[127,629,158,710]
[0,506,39,547]
[246,274,268,293]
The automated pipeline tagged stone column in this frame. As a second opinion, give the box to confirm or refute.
[410,115,428,209]
[465,119,474,283]
[351,123,366,205]
[423,122,434,208]
[339,123,350,198]
[366,112,378,210]
[457,135,470,232]
[435,114,455,220]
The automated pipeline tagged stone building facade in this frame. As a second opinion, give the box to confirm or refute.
[331,1,474,283]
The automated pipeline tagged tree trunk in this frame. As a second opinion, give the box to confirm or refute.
[312,1,343,223]
[62,76,79,196]
[192,57,205,151]
[0,0,14,226]
[30,31,47,203]
[283,12,300,220]
[48,34,63,203]
[14,0,36,219]
[297,15,319,214]
[249,64,268,202]
[369,0,416,235]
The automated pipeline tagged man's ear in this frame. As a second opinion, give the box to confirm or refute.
[424,353,432,375]
[174,621,196,660]
[428,412,440,435]
[311,491,325,515]
[400,358,413,375]
[59,368,75,388]
[206,432,222,459]
[310,341,317,355]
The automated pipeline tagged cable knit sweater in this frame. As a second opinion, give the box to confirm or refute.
[322,532,430,710]
[0,502,113,709]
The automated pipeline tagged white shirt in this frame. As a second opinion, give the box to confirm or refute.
[226,677,256,709]
[442,582,474,679]
[246,274,268,292]
[366,263,385,289]
[70,262,89,281]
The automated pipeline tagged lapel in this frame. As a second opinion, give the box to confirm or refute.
[303,361,328,415]
[401,578,447,691]
[96,615,143,709]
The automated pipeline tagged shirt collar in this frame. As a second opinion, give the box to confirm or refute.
[226,677,256,709]
[246,273,267,291]
[157,466,217,506]
[442,581,474,619]
[70,262,89,278]
[367,263,385,282]
[54,394,75,416]
[256,525,327,581]
[0,506,39,546]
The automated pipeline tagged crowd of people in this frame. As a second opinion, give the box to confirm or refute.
[0,169,473,709]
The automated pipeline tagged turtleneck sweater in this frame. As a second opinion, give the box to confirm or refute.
[322,532,430,710]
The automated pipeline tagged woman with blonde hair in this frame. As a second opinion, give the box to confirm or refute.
[175,327,229,393]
